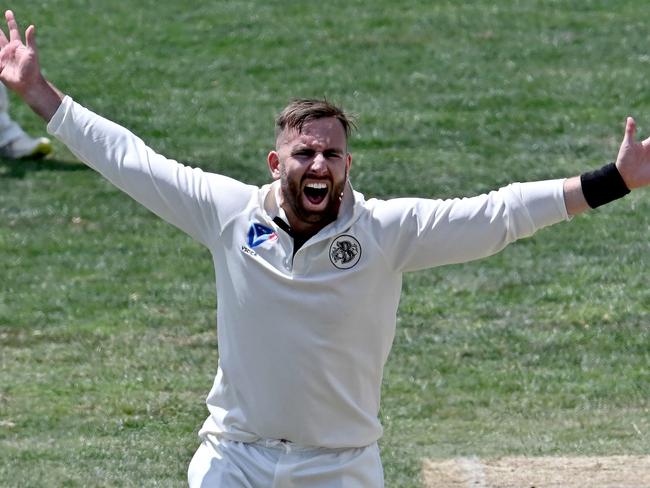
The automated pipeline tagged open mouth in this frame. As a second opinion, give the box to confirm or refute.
[303,182,329,206]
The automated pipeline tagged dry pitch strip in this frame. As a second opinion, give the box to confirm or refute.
[422,455,650,487]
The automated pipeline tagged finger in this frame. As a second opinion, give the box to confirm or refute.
[623,116,636,144]
[0,18,8,49]
[6,10,20,43]
[25,24,36,50]
[641,138,650,151]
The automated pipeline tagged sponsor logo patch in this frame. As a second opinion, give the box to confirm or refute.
[247,223,278,248]
[329,235,361,269]
[241,245,257,257]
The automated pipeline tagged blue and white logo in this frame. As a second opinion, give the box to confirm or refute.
[247,223,278,248]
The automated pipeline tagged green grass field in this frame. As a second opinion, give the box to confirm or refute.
[2,1,650,486]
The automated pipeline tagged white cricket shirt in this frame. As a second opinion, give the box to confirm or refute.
[48,97,569,449]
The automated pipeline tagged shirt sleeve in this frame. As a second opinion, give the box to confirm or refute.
[47,96,255,247]
[370,180,570,272]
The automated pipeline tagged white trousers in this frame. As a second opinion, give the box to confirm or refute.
[188,436,384,488]
[0,83,25,147]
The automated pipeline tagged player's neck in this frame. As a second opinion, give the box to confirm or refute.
[284,212,330,240]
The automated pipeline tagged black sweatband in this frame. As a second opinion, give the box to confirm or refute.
[580,162,630,208]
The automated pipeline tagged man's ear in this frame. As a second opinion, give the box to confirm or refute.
[267,151,281,180]
[346,153,352,172]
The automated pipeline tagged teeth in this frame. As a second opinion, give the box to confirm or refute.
[305,182,327,189]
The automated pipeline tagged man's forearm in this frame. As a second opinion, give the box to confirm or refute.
[563,176,589,216]
[20,75,64,122]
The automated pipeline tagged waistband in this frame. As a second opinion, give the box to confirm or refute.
[206,433,372,455]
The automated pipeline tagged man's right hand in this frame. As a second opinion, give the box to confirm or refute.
[0,10,63,122]
[0,10,41,94]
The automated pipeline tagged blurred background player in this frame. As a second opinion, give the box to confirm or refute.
[0,83,51,159]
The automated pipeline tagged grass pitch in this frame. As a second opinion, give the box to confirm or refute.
[2,1,650,486]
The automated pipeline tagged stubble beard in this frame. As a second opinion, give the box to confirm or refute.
[280,167,348,227]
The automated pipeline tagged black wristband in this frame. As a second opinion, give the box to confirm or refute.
[580,162,630,209]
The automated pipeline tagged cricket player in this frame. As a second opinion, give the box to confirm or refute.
[3,9,649,487]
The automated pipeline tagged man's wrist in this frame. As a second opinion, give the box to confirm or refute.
[580,162,630,209]
[21,75,64,122]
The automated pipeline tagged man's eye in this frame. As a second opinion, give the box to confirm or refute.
[294,150,313,157]
[324,151,341,158]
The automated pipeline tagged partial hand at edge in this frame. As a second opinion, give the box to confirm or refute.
[615,116,650,190]
[0,10,63,122]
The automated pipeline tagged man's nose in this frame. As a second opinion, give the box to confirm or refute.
[310,153,327,173]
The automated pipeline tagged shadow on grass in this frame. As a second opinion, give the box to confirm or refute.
[0,156,89,178]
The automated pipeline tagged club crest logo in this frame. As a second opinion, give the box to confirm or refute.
[329,235,361,269]
[247,223,278,248]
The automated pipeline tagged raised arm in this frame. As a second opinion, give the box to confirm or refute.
[0,10,255,249]
[0,10,63,121]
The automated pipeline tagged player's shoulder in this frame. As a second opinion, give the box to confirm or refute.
[362,195,437,219]
[200,171,259,200]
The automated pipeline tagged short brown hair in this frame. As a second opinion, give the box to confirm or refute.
[275,98,356,140]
